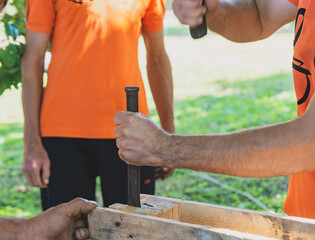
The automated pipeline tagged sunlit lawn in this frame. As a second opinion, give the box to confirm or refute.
[0,27,297,217]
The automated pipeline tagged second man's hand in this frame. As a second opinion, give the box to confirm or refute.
[23,141,50,188]
[114,111,174,169]
[21,198,97,240]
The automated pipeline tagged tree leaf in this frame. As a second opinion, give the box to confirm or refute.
[1,44,19,68]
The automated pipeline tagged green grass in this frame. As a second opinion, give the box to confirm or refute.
[172,73,296,134]
[0,123,42,217]
[0,32,296,217]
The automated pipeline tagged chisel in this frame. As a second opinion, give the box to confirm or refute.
[125,86,141,207]
[189,0,207,39]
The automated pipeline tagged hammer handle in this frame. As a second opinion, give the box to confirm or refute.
[125,86,141,208]
[189,0,207,39]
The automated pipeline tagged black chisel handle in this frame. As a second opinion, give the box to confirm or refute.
[125,86,141,208]
[189,0,207,39]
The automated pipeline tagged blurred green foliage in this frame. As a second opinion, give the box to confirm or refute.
[0,0,25,95]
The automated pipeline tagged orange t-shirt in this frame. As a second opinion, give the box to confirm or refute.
[25,0,165,138]
[284,0,315,219]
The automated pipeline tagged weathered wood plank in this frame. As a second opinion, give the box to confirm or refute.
[88,207,277,240]
[109,203,156,215]
[109,196,181,221]
[143,195,315,240]
[141,195,181,221]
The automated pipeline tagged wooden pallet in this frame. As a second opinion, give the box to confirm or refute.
[88,195,315,240]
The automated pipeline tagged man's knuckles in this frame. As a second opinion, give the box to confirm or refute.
[187,18,202,27]
[115,127,130,139]
[173,0,202,20]
[118,150,139,165]
[191,0,202,9]
[129,112,141,124]
[113,111,126,124]
[115,138,123,149]
[116,139,129,150]
[118,150,129,163]
[22,163,38,172]
[116,138,136,152]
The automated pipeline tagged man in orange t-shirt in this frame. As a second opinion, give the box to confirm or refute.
[1,2,96,240]
[22,0,174,209]
[114,0,315,219]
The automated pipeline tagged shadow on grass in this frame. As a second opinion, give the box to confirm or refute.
[155,72,295,214]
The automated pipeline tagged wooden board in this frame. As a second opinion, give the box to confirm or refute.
[88,195,315,240]
[109,196,180,221]
[141,195,181,220]
[143,195,315,240]
[88,207,276,240]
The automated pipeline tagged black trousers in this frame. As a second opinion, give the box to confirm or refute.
[40,137,155,210]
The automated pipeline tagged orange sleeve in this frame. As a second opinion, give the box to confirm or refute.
[288,0,299,6]
[142,0,165,32]
[25,0,55,34]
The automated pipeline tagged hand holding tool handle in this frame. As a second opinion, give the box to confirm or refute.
[189,0,207,39]
[125,86,141,208]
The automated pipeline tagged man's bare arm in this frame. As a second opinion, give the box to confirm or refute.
[169,106,315,177]
[21,30,51,188]
[114,95,315,178]
[141,29,175,180]
[173,0,297,42]
[0,218,23,240]
[142,29,175,133]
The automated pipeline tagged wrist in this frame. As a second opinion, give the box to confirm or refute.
[0,218,27,240]
[160,116,175,133]
[23,135,43,148]
[16,218,27,240]
[163,134,181,169]
[17,218,41,240]
[161,123,175,134]
[23,124,42,145]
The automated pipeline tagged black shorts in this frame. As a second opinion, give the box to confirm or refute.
[40,137,155,210]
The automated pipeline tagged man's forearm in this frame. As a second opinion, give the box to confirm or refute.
[147,51,175,133]
[207,0,296,42]
[169,115,315,177]
[0,218,24,240]
[207,0,263,42]
[21,55,45,146]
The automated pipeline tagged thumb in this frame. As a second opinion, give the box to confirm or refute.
[63,198,98,218]
[42,159,51,185]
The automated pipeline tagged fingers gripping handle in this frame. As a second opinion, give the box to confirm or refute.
[190,0,207,39]
[125,86,141,208]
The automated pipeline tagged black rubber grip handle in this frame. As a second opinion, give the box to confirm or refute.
[189,0,207,39]
[125,86,141,208]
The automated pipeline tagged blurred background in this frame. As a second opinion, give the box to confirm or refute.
[0,0,296,218]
